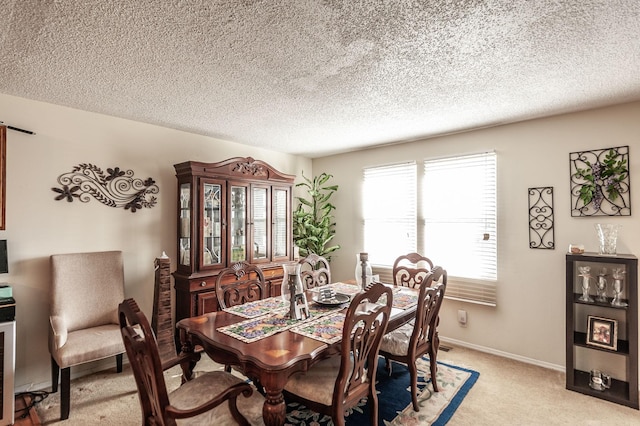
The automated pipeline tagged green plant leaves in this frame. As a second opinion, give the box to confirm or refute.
[293,172,340,260]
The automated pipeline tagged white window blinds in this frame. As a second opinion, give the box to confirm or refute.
[423,152,497,305]
[363,162,417,266]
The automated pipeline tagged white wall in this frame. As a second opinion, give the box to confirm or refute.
[313,101,640,370]
[3,91,638,390]
[0,93,312,390]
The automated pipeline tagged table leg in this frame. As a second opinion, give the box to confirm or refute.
[262,388,286,426]
[177,328,198,381]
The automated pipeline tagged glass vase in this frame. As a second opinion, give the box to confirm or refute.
[595,224,620,255]
[281,262,303,302]
[355,252,373,290]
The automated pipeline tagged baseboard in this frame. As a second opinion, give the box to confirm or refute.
[441,336,565,373]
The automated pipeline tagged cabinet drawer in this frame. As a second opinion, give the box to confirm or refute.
[189,276,216,292]
[263,267,284,280]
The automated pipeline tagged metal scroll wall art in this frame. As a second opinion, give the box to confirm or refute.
[570,146,630,217]
[528,187,555,249]
[52,163,159,212]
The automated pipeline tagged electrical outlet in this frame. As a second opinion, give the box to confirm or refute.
[457,309,467,326]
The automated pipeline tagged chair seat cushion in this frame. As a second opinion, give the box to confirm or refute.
[171,371,264,426]
[284,356,341,406]
[380,321,414,356]
[53,324,124,368]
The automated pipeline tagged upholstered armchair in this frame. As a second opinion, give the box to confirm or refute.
[49,250,126,420]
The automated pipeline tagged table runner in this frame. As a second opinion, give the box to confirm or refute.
[314,282,419,310]
[217,282,418,344]
[309,281,361,296]
[217,301,343,343]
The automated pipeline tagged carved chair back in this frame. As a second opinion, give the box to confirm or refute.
[410,267,447,357]
[334,282,392,418]
[215,262,266,309]
[298,253,331,290]
[392,252,434,288]
[119,298,172,425]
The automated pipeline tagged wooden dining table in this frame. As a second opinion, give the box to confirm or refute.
[176,282,419,426]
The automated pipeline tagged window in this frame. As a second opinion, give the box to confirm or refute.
[362,152,497,305]
[363,162,417,266]
[423,152,497,305]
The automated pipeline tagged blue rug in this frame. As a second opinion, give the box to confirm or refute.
[284,356,479,425]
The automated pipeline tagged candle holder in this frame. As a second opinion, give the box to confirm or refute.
[611,268,628,307]
[355,252,373,290]
[595,268,608,303]
[578,266,594,302]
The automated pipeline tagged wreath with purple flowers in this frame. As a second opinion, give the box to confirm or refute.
[570,146,630,216]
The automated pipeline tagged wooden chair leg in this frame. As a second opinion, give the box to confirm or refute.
[385,357,393,376]
[408,361,420,412]
[430,351,439,392]
[51,357,60,393]
[61,367,71,420]
[116,353,123,373]
[369,382,380,426]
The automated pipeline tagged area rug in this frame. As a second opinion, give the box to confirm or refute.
[285,356,479,426]
[34,355,477,425]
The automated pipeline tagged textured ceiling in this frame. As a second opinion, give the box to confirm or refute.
[1,1,639,158]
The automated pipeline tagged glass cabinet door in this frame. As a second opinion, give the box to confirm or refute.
[230,185,247,262]
[272,187,289,259]
[252,186,269,261]
[179,183,191,266]
[202,181,223,267]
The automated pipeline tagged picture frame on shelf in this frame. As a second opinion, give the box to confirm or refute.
[586,315,618,351]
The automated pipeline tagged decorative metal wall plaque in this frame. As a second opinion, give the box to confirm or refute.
[570,146,630,216]
[52,164,159,212]
[529,187,554,249]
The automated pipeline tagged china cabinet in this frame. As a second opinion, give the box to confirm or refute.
[173,157,295,323]
[565,252,638,409]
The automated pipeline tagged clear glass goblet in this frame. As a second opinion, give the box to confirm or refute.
[595,268,608,303]
[578,266,594,302]
[611,268,628,307]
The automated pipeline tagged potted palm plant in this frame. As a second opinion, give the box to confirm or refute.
[293,172,340,260]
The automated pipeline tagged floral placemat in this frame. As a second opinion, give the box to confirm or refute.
[223,296,288,318]
[219,298,344,343]
[311,282,361,296]
[290,312,346,344]
[391,290,419,309]
[217,312,303,343]
[378,288,419,310]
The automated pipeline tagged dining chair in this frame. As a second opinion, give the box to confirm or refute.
[298,253,331,289]
[283,282,393,426]
[379,266,447,411]
[215,261,266,379]
[49,250,126,420]
[392,252,434,288]
[119,298,265,426]
[215,261,266,309]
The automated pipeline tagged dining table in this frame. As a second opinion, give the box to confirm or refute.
[176,281,420,426]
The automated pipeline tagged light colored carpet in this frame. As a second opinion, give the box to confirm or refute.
[34,344,640,425]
